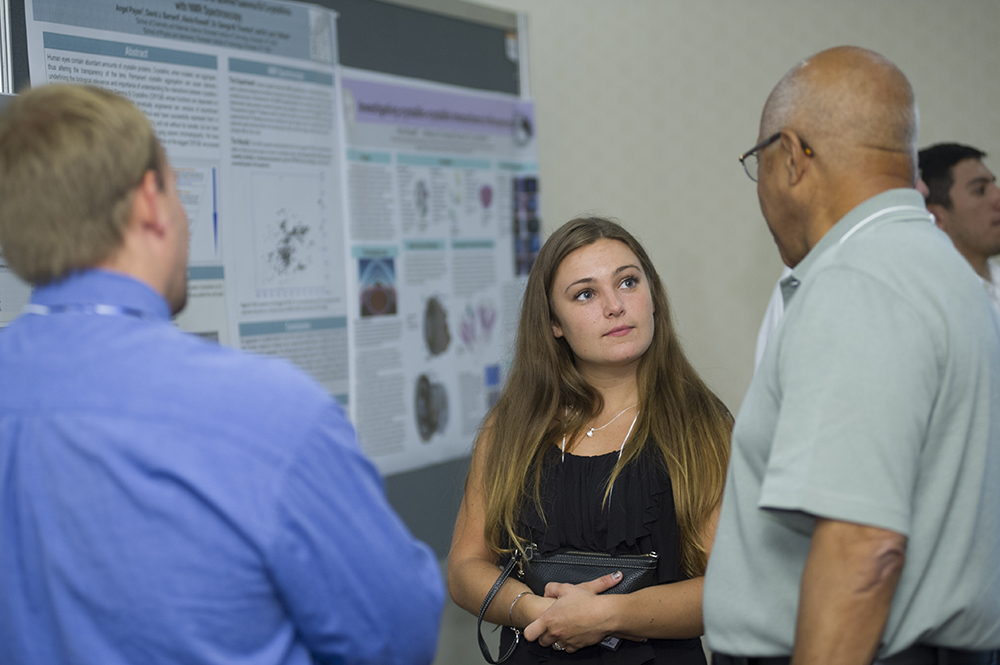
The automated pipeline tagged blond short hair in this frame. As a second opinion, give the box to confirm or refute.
[0,84,165,284]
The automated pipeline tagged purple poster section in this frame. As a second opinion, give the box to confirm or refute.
[342,77,534,138]
[339,72,537,472]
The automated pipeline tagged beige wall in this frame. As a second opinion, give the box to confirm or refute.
[480,0,1000,413]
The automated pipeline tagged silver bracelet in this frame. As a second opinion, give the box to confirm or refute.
[509,590,532,627]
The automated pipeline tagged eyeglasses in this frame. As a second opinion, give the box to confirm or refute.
[738,132,814,182]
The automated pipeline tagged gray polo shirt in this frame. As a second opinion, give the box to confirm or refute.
[704,189,1000,657]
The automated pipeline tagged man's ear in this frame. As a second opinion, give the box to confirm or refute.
[131,170,167,238]
[779,130,811,187]
[926,202,949,230]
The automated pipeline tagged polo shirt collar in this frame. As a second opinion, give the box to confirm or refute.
[780,188,929,307]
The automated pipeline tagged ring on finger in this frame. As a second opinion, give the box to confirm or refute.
[552,642,565,651]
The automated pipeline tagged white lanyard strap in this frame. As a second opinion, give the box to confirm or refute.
[838,205,933,245]
[22,303,150,320]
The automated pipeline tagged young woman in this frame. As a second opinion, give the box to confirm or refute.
[449,217,732,664]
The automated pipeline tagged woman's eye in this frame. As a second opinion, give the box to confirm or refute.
[621,276,638,289]
[574,289,594,301]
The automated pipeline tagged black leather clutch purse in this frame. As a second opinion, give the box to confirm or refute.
[476,543,658,663]
[518,543,658,595]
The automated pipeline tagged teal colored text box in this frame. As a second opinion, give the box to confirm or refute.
[239,317,347,336]
[229,58,333,86]
[404,239,446,251]
[347,150,391,164]
[44,32,217,69]
[398,154,490,170]
[188,266,224,280]
[351,246,398,259]
[452,239,495,250]
[497,161,538,172]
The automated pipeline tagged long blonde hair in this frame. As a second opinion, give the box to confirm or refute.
[477,217,731,576]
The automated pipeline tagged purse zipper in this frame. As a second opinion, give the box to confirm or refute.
[562,550,657,561]
[524,543,657,561]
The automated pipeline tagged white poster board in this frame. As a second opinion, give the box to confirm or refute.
[18,0,537,475]
[24,0,349,400]
[340,69,538,473]
[0,93,31,327]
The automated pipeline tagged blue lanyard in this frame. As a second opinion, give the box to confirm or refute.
[22,303,151,320]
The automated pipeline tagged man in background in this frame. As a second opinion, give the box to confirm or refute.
[705,46,1000,665]
[0,84,444,665]
[919,143,1000,315]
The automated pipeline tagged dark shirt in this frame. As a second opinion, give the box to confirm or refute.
[503,444,705,665]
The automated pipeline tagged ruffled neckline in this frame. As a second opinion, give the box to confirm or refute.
[519,442,675,558]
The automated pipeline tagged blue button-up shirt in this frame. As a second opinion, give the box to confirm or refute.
[0,270,444,665]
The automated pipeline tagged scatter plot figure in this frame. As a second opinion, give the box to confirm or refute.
[253,174,327,291]
[266,214,314,276]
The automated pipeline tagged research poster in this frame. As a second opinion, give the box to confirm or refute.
[20,0,538,475]
[0,94,31,329]
[24,0,349,400]
[0,256,31,328]
[341,69,538,474]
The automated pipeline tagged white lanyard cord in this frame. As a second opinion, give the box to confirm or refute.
[22,303,150,320]
[838,205,933,245]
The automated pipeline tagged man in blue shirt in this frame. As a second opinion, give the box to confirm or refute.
[0,84,444,665]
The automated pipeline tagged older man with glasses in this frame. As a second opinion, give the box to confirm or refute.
[748,161,933,374]
[703,46,1000,665]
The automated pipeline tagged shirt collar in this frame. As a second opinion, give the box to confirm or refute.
[31,269,172,322]
[987,261,1000,286]
[780,188,931,307]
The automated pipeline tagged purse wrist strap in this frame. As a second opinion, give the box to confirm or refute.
[477,553,521,664]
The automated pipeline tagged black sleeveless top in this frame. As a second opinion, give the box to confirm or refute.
[498,443,706,665]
